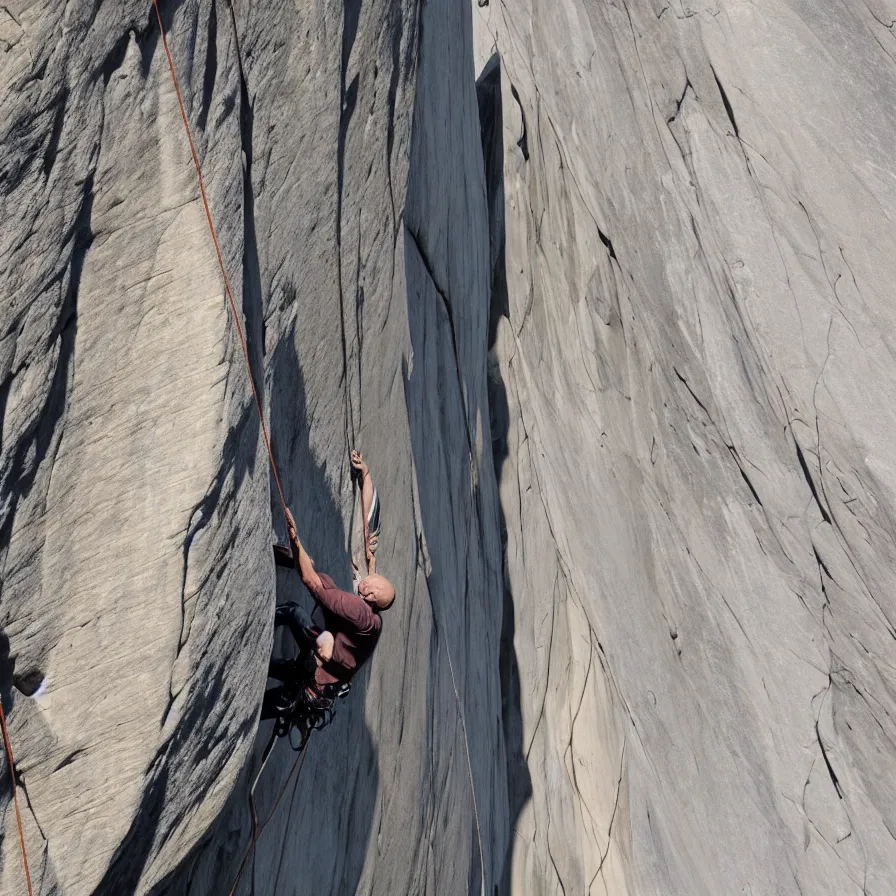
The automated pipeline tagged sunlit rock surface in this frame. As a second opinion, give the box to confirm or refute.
[3,0,896,893]
[476,1,896,893]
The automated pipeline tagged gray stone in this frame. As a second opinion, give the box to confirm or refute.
[476,0,896,893]
[3,0,896,893]
[1,0,505,893]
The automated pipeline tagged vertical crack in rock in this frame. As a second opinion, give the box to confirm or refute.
[477,54,508,348]
[816,719,844,800]
[384,3,406,231]
[794,437,832,524]
[197,0,218,132]
[728,446,763,507]
[405,223,474,449]
[508,82,529,161]
[598,227,617,261]
[477,50,532,896]
[336,0,362,445]
[235,11,265,393]
[667,77,692,125]
[710,65,740,138]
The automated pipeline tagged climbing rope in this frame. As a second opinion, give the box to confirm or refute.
[153,7,483,893]
[0,700,33,896]
[149,5,316,891]
[150,0,289,523]
[227,733,312,896]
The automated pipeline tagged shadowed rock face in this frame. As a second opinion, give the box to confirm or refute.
[2,0,896,893]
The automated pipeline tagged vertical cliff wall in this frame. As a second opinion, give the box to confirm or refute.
[4,0,896,893]
[476,1,896,894]
[1,0,508,893]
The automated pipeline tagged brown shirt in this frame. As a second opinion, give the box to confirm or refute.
[308,573,381,688]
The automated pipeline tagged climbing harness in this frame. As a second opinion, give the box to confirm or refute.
[271,678,351,746]
[0,700,32,896]
[225,641,349,894]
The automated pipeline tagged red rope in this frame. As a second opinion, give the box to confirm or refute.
[151,0,289,521]
[150,7,316,891]
[0,700,33,896]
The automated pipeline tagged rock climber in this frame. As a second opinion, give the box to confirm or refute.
[262,450,395,729]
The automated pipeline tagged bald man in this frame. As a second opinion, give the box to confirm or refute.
[271,450,394,700]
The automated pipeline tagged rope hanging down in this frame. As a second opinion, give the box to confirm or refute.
[227,735,312,896]
[0,700,33,896]
[151,3,304,888]
[151,0,289,522]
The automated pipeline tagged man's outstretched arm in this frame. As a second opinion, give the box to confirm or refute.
[351,449,378,574]
[285,509,322,593]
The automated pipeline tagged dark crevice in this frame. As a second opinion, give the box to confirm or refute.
[335,2,362,444]
[12,668,44,696]
[385,3,405,230]
[598,227,617,261]
[477,53,508,349]
[98,31,131,84]
[813,546,833,584]
[667,77,692,124]
[737,466,762,506]
[728,446,762,506]
[42,89,68,178]
[794,438,832,524]
[509,82,529,161]
[54,747,86,773]
[710,65,740,138]
[197,0,218,132]
[816,721,843,798]
[477,53,532,896]
[236,32,265,393]
[337,0,362,239]
[673,367,714,424]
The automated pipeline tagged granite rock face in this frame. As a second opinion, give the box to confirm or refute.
[2,0,896,893]
[1,0,505,893]
[475,1,896,894]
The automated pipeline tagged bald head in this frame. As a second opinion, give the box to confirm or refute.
[358,573,396,610]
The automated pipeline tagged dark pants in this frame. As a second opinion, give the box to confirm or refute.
[261,602,317,721]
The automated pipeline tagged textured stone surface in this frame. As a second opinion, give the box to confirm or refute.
[1,0,506,893]
[4,0,896,893]
[476,1,896,893]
